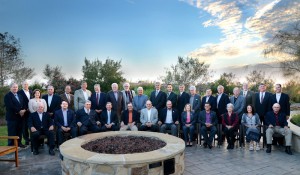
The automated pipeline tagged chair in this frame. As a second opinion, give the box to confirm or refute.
[262,125,286,148]
[198,123,218,147]
[218,124,241,148]
[0,136,19,167]
[30,132,46,153]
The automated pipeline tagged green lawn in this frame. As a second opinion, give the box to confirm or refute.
[0,125,25,146]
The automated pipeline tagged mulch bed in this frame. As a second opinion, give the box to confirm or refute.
[81,136,166,154]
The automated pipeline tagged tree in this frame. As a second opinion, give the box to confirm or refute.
[82,58,125,92]
[162,57,210,87]
[246,70,274,92]
[43,64,66,94]
[12,67,35,85]
[211,73,238,95]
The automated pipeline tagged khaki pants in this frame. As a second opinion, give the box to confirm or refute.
[120,124,138,131]
[266,126,292,146]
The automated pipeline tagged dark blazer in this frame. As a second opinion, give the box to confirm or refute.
[270,93,290,116]
[201,96,217,112]
[240,90,256,111]
[159,108,179,124]
[4,92,24,121]
[17,89,32,110]
[28,112,53,130]
[42,94,62,113]
[255,92,272,117]
[177,92,190,115]
[90,92,107,111]
[190,94,201,114]
[76,108,99,126]
[216,93,230,117]
[264,111,288,128]
[181,111,196,125]
[60,93,74,110]
[166,92,178,108]
[54,109,76,128]
[198,110,218,126]
[150,90,167,112]
[106,91,124,116]
[100,110,118,125]
[221,112,239,129]
[121,110,139,125]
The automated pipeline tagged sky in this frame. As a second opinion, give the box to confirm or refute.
[1,0,299,83]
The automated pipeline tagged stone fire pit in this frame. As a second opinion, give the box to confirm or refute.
[60,131,185,175]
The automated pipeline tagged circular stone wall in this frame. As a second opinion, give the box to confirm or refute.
[60,131,185,175]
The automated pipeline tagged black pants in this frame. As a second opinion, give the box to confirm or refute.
[31,129,55,151]
[57,127,77,145]
[201,126,217,145]
[7,119,23,146]
[140,124,158,132]
[22,113,30,143]
[223,127,237,145]
[101,125,119,132]
[79,125,101,135]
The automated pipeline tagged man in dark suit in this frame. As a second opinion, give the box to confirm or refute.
[42,85,62,119]
[106,83,124,121]
[28,103,55,155]
[4,83,27,148]
[158,100,179,136]
[17,80,32,145]
[76,100,101,135]
[120,103,139,131]
[255,83,272,124]
[60,85,74,110]
[150,82,167,115]
[198,102,218,149]
[271,84,290,118]
[100,102,119,131]
[189,86,201,116]
[216,85,230,124]
[90,84,106,117]
[54,101,77,146]
[240,83,256,111]
[177,84,190,121]
[201,89,217,112]
[166,84,178,109]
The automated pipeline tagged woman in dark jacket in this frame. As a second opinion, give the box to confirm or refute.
[181,104,196,146]
[222,103,239,149]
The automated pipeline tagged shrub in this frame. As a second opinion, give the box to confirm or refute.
[291,114,300,127]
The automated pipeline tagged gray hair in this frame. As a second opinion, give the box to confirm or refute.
[189,86,196,91]
[137,86,143,91]
[226,103,234,109]
[85,100,92,104]
[123,82,130,88]
[217,85,224,90]
[111,83,118,88]
[94,84,100,88]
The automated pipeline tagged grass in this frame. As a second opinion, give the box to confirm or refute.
[0,125,26,146]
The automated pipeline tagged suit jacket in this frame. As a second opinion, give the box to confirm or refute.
[90,92,107,111]
[42,94,62,113]
[4,92,24,121]
[140,107,158,125]
[198,110,218,126]
[264,111,288,128]
[17,89,32,110]
[121,109,139,125]
[76,108,99,126]
[177,91,190,115]
[121,90,136,110]
[100,110,118,125]
[106,91,124,117]
[255,92,272,117]
[189,94,201,114]
[166,92,178,108]
[229,95,245,117]
[200,96,217,112]
[74,89,92,111]
[159,108,179,124]
[133,94,148,112]
[54,109,76,128]
[60,93,74,110]
[270,93,290,116]
[240,90,256,111]
[216,93,230,117]
[28,112,53,131]
[221,112,239,129]
[181,111,196,125]
[150,90,167,112]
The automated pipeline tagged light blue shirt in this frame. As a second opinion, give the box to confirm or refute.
[62,109,68,126]
[107,111,111,124]
[48,95,53,107]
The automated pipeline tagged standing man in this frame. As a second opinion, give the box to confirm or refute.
[150,82,167,115]
[177,84,190,121]
[133,86,148,114]
[200,89,217,112]
[4,83,26,148]
[189,86,201,116]
[18,80,32,145]
[229,87,245,119]
[255,83,272,124]
[42,85,62,119]
[90,84,106,118]
[166,84,178,109]
[240,83,256,111]
[158,100,179,136]
[74,81,92,112]
[140,100,159,132]
[100,102,119,131]
[60,85,74,110]
[106,83,124,121]
[271,84,290,119]
[121,82,136,111]
[216,85,230,123]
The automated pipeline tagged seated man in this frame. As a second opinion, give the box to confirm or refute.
[120,103,139,131]
[198,102,218,149]
[54,101,77,146]
[100,102,119,131]
[76,100,101,135]
[28,103,55,155]
[158,100,179,136]
[265,103,292,155]
[140,100,158,132]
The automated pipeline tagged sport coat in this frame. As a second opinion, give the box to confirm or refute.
[4,92,24,121]
[150,90,167,112]
[201,95,217,112]
[76,108,99,126]
[54,109,76,128]
[133,94,148,112]
[240,90,256,111]
[159,108,179,124]
[264,111,288,128]
[60,93,74,110]
[140,107,158,125]
[270,93,290,116]
[121,90,136,110]
[166,92,178,108]
[255,92,272,118]
[74,89,92,111]
[28,112,53,131]
[42,94,62,114]
[100,110,118,125]
[198,110,218,126]
[17,89,32,110]
[216,93,230,117]
[181,111,196,125]
[121,109,139,125]
[177,91,190,115]
[230,95,245,117]
[106,91,124,116]
[90,92,107,111]
[189,94,201,114]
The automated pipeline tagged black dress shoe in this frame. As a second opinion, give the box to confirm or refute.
[227,144,231,149]
[266,144,271,153]
[230,144,234,149]
[285,147,293,155]
[49,149,55,156]
[203,142,208,148]
[208,143,212,149]
[33,150,39,155]
[19,144,26,148]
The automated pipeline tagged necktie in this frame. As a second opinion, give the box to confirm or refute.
[155,90,158,97]
[243,91,246,97]
[96,93,99,105]
[260,93,264,104]
[167,92,170,98]
[14,94,20,102]
[67,94,70,102]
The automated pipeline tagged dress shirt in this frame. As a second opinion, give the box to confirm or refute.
[205,112,211,124]
[48,95,53,106]
[114,92,118,101]
[14,94,20,102]
[217,93,222,106]
[147,109,151,122]
[84,108,90,114]
[243,90,247,97]
[190,96,194,110]
[165,109,173,124]
[23,89,30,100]
[107,110,111,124]
[276,93,281,103]
[260,92,265,103]
[82,90,88,100]
[62,109,68,126]
[38,113,43,124]
[206,96,210,102]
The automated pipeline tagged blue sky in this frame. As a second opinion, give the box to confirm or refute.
[1,0,299,82]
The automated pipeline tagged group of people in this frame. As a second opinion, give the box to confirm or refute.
[4,80,292,156]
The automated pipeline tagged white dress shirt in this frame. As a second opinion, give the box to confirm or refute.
[276,93,281,103]
[165,109,173,124]
[23,89,30,100]
[62,109,68,126]
[82,90,88,100]
[147,109,151,122]
[107,110,111,124]
[38,113,43,122]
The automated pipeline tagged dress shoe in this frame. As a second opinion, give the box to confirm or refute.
[285,146,293,155]
[25,141,30,145]
[227,144,231,149]
[33,150,39,155]
[19,144,26,148]
[230,144,234,149]
[49,149,55,156]
[208,143,212,149]
[266,144,271,153]
[203,142,208,148]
